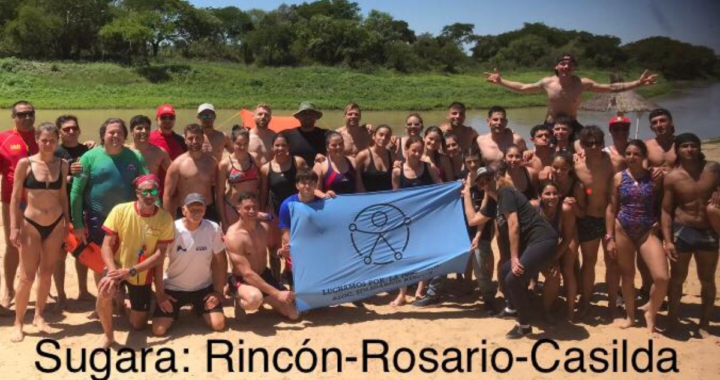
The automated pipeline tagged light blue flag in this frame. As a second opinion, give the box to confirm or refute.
[289,181,471,312]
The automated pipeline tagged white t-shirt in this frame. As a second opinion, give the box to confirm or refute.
[164,219,225,292]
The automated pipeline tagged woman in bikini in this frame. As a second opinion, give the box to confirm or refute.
[313,132,365,195]
[217,126,260,230]
[389,136,441,306]
[356,125,395,192]
[606,139,668,334]
[259,134,308,283]
[9,123,69,342]
[422,126,454,183]
[531,181,576,322]
[542,151,584,319]
[504,144,539,200]
[389,113,424,161]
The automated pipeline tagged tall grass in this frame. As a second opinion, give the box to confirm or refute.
[0,58,673,110]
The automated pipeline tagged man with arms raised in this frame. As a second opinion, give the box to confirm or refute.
[337,103,371,157]
[476,106,527,164]
[0,101,38,310]
[149,104,187,160]
[95,175,174,348]
[164,124,219,222]
[247,104,276,165]
[440,101,478,151]
[281,102,329,165]
[662,133,720,338]
[129,115,171,176]
[152,193,226,336]
[197,103,233,161]
[485,55,657,139]
[226,192,299,321]
[574,126,617,318]
[644,108,677,175]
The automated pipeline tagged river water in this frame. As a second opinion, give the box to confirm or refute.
[30,83,719,144]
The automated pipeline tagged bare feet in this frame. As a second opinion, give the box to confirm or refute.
[97,335,114,349]
[51,296,67,314]
[1,290,15,309]
[10,326,24,343]
[618,318,635,329]
[413,291,424,299]
[389,295,406,307]
[576,301,590,319]
[87,311,99,320]
[698,326,713,339]
[33,316,55,335]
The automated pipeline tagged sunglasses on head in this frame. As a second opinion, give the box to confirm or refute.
[15,111,35,118]
[160,115,175,121]
[139,188,159,197]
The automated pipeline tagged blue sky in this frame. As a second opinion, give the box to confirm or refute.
[190,0,720,53]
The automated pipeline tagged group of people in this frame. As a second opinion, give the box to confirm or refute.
[0,54,718,345]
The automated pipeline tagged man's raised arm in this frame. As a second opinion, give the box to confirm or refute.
[485,68,545,94]
[582,69,658,93]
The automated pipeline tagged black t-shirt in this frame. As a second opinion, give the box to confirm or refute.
[55,144,90,215]
[281,127,329,165]
[469,186,496,243]
[496,186,557,253]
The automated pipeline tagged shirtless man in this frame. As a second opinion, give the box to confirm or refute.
[129,115,171,176]
[552,116,578,153]
[476,106,527,164]
[197,103,233,161]
[604,116,631,173]
[644,108,677,175]
[485,54,657,138]
[225,192,299,320]
[525,124,554,172]
[573,126,617,318]
[661,133,720,338]
[247,104,276,165]
[163,124,219,222]
[440,102,479,151]
[337,103,371,157]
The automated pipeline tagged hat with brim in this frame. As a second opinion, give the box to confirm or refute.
[293,101,323,119]
[183,193,207,206]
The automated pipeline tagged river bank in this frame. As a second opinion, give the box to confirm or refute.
[0,58,676,111]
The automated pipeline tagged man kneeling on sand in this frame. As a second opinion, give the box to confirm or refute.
[95,175,175,348]
[152,193,227,336]
[225,192,299,321]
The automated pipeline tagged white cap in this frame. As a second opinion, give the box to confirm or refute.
[197,103,215,114]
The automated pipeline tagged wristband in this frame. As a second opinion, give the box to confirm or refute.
[604,234,614,242]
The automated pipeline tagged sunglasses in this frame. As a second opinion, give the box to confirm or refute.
[15,111,35,118]
[160,115,175,121]
[139,188,159,197]
[62,126,80,133]
[198,113,216,120]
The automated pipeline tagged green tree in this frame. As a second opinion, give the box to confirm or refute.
[1,3,63,59]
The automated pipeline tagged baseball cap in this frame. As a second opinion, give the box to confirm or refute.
[156,104,176,117]
[609,116,631,127]
[474,167,495,181]
[183,193,207,206]
[197,103,215,114]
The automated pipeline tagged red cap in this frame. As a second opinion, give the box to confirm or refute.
[156,104,176,118]
[609,116,631,126]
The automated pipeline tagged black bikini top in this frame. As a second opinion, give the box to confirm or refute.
[24,160,63,190]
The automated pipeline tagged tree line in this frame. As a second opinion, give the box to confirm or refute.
[0,0,717,79]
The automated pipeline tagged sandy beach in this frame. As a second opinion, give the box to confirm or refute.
[1,144,719,380]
